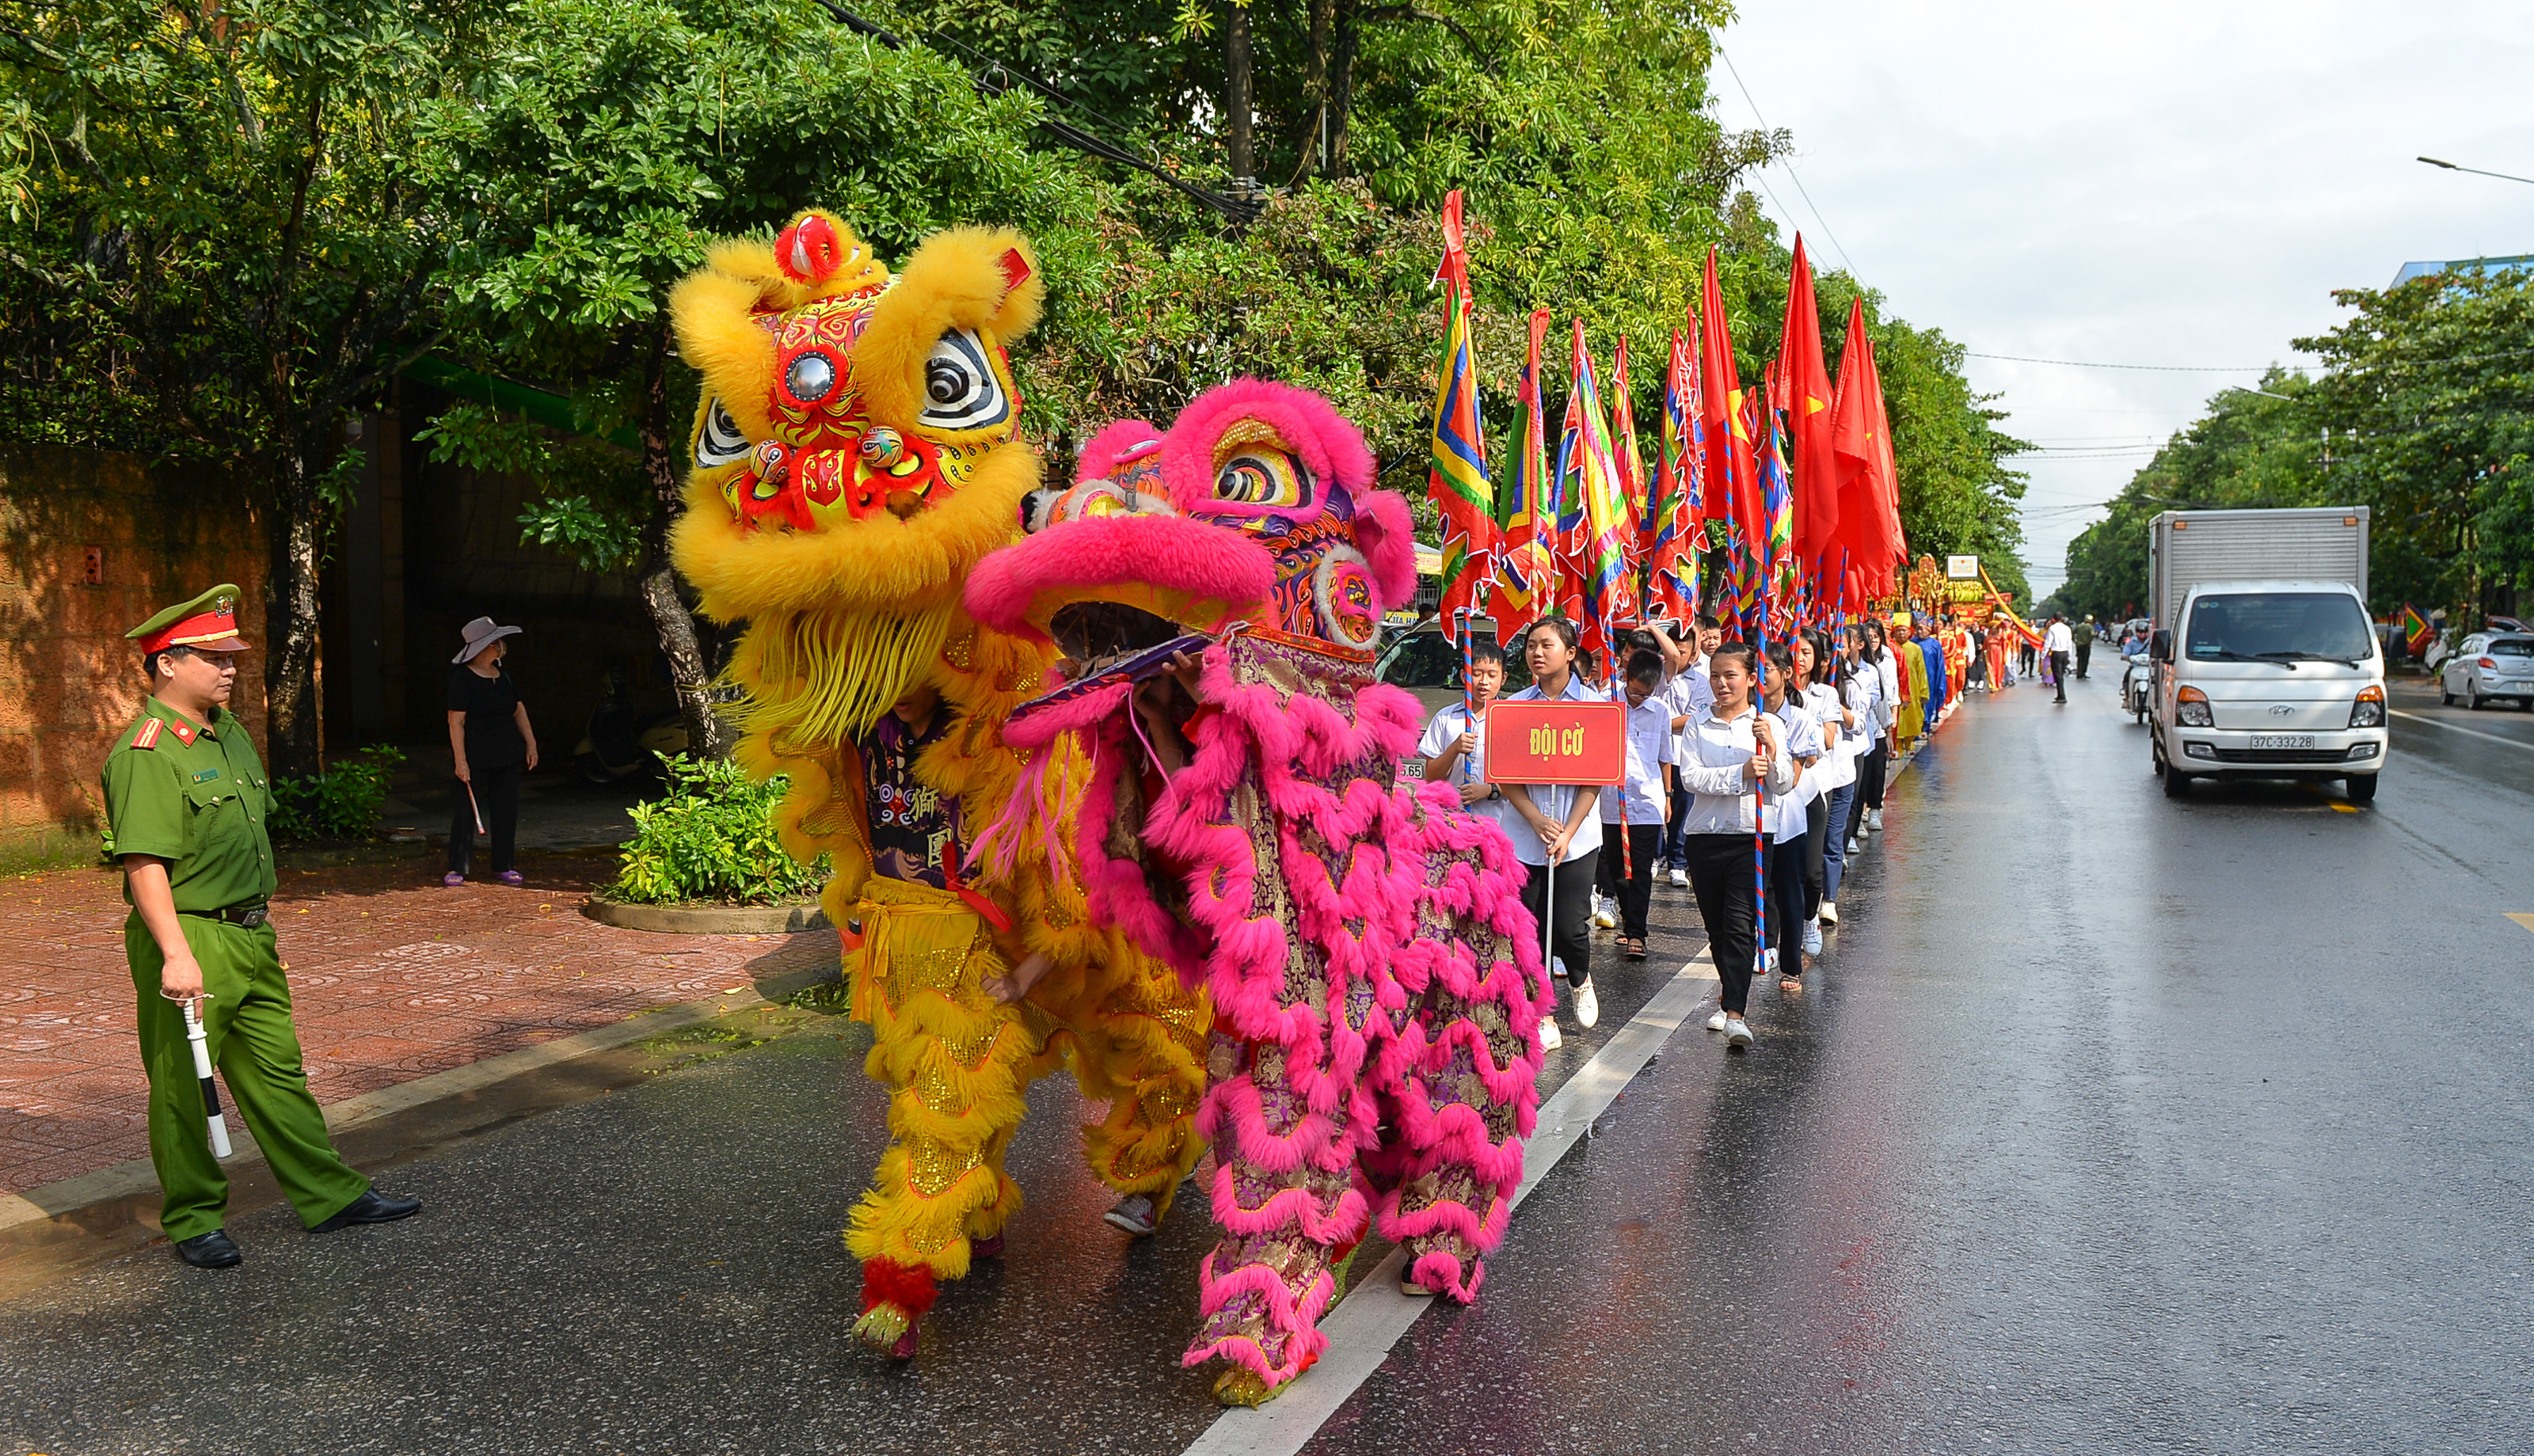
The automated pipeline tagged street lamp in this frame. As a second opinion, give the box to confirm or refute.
[2418,156,2534,186]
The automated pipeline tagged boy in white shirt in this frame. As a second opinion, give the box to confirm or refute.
[1592,650,1676,961]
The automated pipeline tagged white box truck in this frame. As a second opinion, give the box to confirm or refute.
[2146,507,2387,801]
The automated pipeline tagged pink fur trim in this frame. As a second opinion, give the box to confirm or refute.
[1155,380,1375,515]
[1076,420,1165,481]
[1406,1248,1486,1304]
[962,515,1276,638]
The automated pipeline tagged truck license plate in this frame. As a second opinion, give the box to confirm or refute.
[2251,734,2315,750]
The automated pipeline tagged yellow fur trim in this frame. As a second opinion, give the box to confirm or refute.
[854,227,1043,427]
[668,265,778,443]
[730,603,957,746]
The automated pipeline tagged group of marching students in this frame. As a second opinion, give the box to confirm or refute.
[1419,613,1908,1050]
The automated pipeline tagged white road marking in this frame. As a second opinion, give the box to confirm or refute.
[2389,709,2534,755]
[1177,952,1722,1456]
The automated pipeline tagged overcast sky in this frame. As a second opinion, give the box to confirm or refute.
[1716,0,2534,599]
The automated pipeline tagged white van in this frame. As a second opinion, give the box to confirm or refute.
[2150,577,2388,800]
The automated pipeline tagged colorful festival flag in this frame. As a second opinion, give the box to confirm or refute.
[1645,329,1699,622]
[1760,408,1795,597]
[1779,235,1840,564]
[1425,191,1493,620]
[1554,321,1638,667]
[1696,249,1761,556]
[1610,334,1647,582]
[1493,307,1556,637]
[2402,603,2434,656]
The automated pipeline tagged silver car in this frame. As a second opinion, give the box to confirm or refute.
[2439,633,2534,710]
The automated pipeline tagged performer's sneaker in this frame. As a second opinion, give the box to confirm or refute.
[174,1229,242,1268]
[1538,1017,1562,1050]
[1574,979,1600,1029]
[310,1189,421,1233]
[1866,809,1884,831]
[1820,900,1838,926]
[1724,1016,1755,1048]
[969,1233,1005,1259]
[1669,867,1690,887]
[1847,836,1862,857]
[1102,1194,1159,1237]
[1592,895,1616,929]
[1802,921,1824,956]
[1401,1268,1438,1297]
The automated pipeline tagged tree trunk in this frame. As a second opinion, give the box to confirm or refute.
[1298,0,1334,181]
[637,319,738,759]
[1330,0,1360,175]
[1225,0,1255,183]
[262,448,326,779]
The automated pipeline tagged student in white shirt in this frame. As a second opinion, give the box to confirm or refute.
[1591,649,1676,962]
[1658,612,1722,886]
[1794,629,1855,952]
[1862,618,1901,834]
[1501,618,1605,1049]
[1674,642,1794,1048]
[1824,629,1876,922]
[1417,638,1514,842]
[1760,641,1824,992]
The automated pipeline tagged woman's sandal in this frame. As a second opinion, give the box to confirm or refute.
[1623,937,1648,961]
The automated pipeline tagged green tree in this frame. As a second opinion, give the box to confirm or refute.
[417,0,1107,757]
[2296,268,2534,619]
[0,0,489,774]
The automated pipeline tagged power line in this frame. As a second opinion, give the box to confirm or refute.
[1712,45,1857,278]
[1967,352,2278,373]
[809,0,1262,224]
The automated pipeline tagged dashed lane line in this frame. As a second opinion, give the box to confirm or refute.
[2389,709,2534,755]
[1177,950,1722,1456]
[2506,913,2534,935]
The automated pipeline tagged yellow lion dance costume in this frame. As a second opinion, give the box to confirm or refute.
[667,211,1210,1358]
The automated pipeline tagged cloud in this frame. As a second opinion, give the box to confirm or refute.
[1719,0,2534,593]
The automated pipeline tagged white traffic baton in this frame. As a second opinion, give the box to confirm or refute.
[179,997,234,1159]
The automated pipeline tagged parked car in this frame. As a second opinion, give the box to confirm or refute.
[2438,633,2534,710]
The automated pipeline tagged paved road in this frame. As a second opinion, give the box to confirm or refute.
[6,671,2530,1454]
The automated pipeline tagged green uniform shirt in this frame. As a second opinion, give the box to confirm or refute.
[101,698,278,913]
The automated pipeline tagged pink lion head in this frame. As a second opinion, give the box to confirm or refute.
[966,381,1416,680]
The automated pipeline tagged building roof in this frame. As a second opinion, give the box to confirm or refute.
[2391,253,2534,287]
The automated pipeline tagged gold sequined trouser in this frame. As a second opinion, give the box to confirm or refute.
[843,879,1209,1284]
[845,878,1052,1283]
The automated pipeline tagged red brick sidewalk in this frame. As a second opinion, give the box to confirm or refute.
[0,854,837,1196]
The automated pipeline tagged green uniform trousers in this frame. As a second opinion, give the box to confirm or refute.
[128,913,368,1241]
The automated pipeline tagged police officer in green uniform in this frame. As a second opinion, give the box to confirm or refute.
[105,584,421,1268]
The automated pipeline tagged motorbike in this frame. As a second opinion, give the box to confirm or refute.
[573,668,691,784]
[2119,650,2153,724]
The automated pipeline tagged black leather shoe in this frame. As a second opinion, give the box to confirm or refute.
[175,1229,243,1268]
[310,1189,422,1233]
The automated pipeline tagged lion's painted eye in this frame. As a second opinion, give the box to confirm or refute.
[917,329,1010,431]
[1212,450,1311,510]
[694,397,753,467]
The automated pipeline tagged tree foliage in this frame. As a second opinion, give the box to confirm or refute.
[2055,268,2534,625]
[0,0,487,772]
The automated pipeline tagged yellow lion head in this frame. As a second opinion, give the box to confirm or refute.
[669,210,1044,619]
[668,211,1048,742]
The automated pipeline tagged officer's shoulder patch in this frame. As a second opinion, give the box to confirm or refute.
[131,718,162,750]
[192,767,221,783]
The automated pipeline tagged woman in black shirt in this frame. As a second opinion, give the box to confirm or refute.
[447,617,538,885]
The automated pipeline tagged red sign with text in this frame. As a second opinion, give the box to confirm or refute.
[1482,700,1629,786]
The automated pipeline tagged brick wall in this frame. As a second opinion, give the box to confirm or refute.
[0,446,269,861]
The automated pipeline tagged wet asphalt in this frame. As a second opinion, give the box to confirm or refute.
[6,669,2530,1455]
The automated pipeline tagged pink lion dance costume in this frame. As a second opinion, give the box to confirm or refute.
[965,380,1550,1406]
